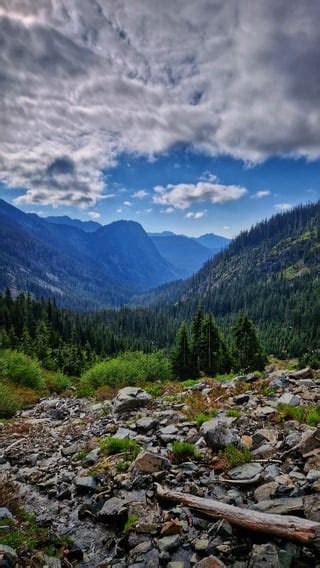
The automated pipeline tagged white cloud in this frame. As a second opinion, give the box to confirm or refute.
[87,211,101,219]
[274,203,292,211]
[133,190,148,199]
[136,207,152,214]
[185,210,207,219]
[2,2,320,207]
[153,181,247,209]
[161,207,175,214]
[223,225,231,230]
[251,190,271,199]
[200,171,218,183]
[117,208,123,213]
[123,201,132,207]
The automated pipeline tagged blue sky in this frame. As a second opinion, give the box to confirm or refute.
[1,2,320,238]
[2,150,319,238]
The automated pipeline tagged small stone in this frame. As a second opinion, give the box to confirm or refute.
[249,543,280,568]
[254,482,278,502]
[194,539,209,552]
[61,443,78,456]
[277,393,301,407]
[157,534,180,552]
[288,367,314,380]
[0,508,13,521]
[228,463,263,480]
[136,417,159,432]
[0,545,18,564]
[195,557,226,568]
[113,387,151,414]
[255,406,277,418]
[251,497,303,515]
[233,394,249,405]
[303,494,320,521]
[75,476,97,494]
[132,451,170,473]
[98,497,128,526]
[200,417,240,450]
[167,562,185,568]
[83,448,100,465]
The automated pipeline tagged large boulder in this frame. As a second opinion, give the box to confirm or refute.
[132,451,170,473]
[113,387,152,414]
[200,416,240,450]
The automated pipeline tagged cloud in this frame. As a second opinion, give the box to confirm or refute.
[117,208,123,213]
[274,203,292,211]
[161,207,175,214]
[251,190,271,199]
[2,2,320,207]
[133,190,148,199]
[123,200,132,207]
[185,210,207,219]
[153,181,247,209]
[88,211,101,219]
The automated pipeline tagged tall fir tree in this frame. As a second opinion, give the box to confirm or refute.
[231,312,266,372]
[190,306,204,375]
[199,313,225,376]
[171,322,193,379]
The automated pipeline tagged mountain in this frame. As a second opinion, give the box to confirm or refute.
[0,199,178,309]
[149,231,230,278]
[195,232,230,249]
[45,215,101,233]
[133,202,320,357]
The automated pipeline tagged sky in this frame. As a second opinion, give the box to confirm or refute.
[0,1,320,238]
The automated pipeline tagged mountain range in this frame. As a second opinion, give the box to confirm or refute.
[0,199,228,308]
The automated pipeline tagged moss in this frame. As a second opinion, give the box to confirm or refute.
[226,408,241,418]
[99,437,140,460]
[195,409,218,427]
[123,514,139,533]
[171,441,200,463]
[218,445,252,468]
[278,404,320,426]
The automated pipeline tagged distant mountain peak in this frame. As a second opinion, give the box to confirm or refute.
[45,215,101,233]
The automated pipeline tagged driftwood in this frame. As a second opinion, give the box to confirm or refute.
[156,484,320,548]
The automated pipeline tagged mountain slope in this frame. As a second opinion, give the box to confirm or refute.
[0,200,178,308]
[195,233,230,249]
[150,234,215,277]
[45,215,101,232]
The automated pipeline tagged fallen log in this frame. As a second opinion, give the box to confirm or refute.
[155,483,320,548]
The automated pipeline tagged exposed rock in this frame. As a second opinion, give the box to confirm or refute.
[248,543,280,568]
[200,417,240,450]
[136,417,159,432]
[132,451,170,473]
[0,508,13,520]
[277,393,301,406]
[113,387,152,414]
[228,463,263,480]
[254,481,279,502]
[97,497,128,526]
[251,497,304,515]
[288,367,314,380]
[303,494,320,521]
[74,476,97,494]
[195,557,226,568]
[0,545,18,564]
[296,428,320,455]
[157,534,181,552]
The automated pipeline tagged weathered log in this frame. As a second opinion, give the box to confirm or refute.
[155,483,320,548]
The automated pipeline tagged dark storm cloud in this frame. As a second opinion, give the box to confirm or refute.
[1,1,320,206]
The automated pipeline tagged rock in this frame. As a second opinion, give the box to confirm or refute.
[98,497,128,526]
[132,451,170,473]
[0,508,13,520]
[200,417,240,450]
[194,538,209,552]
[158,424,179,441]
[75,476,97,494]
[249,543,280,568]
[195,557,226,568]
[136,417,159,432]
[82,447,100,465]
[66,544,84,562]
[251,497,304,515]
[0,545,18,564]
[254,406,277,418]
[228,463,263,480]
[157,534,181,552]
[252,429,278,446]
[167,562,185,568]
[288,367,314,380]
[296,428,320,455]
[61,443,78,456]
[277,393,301,407]
[233,394,249,405]
[303,494,320,521]
[254,482,279,502]
[113,387,151,414]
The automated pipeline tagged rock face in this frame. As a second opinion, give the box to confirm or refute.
[200,417,240,450]
[113,386,152,414]
[1,364,320,567]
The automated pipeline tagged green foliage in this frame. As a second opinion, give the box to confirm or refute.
[0,350,43,390]
[299,349,320,370]
[226,408,241,418]
[116,460,129,473]
[218,445,252,468]
[144,384,165,397]
[195,409,218,427]
[171,322,193,379]
[171,440,200,463]
[99,436,140,460]
[80,351,171,391]
[45,371,71,394]
[0,382,21,418]
[123,514,139,533]
[231,313,266,373]
[278,404,320,426]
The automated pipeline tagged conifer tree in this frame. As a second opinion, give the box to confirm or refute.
[190,306,204,375]
[199,313,224,376]
[231,312,266,372]
[172,322,193,379]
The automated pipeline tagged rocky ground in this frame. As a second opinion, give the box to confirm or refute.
[1,366,320,567]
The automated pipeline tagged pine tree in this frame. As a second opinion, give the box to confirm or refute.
[231,312,266,372]
[190,306,204,375]
[199,314,224,376]
[171,322,193,379]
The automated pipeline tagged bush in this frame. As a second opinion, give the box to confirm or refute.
[0,350,43,390]
[195,409,218,427]
[0,383,21,418]
[99,437,141,460]
[80,351,171,391]
[171,441,200,463]
[45,372,71,394]
[279,404,320,426]
[226,409,241,418]
[218,445,251,468]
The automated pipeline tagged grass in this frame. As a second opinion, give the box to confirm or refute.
[123,514,140,533]
[99,436,141,460]
[218,445,252,468]
[278,404,320,426]
[171,440,200,463]
[226,408,241,418]
[0,350,44,390]
[195,409,218,427]
[116,460,129,473]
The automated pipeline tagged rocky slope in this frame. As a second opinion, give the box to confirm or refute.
[1,367,320,567]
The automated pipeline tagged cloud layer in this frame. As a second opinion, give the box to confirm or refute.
[1,1,320,206]
[153,182,247,209]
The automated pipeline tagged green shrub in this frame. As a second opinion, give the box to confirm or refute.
[171,441,200,463]
[226,409,241,418]
[0,383,21,418]
[279,404,320,426]
[0,350,43,390]
[195,409,218,427]
[218,445,252,468]
[123,514,139,533]
[80,351,171,391]
[99,437,140,460]
[45,371,71,394]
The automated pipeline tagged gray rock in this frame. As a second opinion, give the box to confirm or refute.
[303,494,320,521]
[132,451,170,473]
[233,394,250,405]
[195,557,226,568]
[83,447,100,465]
[0,508,13,520]
[157,534,181,552]
[228,463,263,480]
[249,543,280,568]
[254,481,279,502]
[167,562,185,568]
[0,544,18,564]
[113,387,151,414]
[288,367,314,380]
[75,476,97,494]
[200,417,240,450]
[251,497,304,515]
[136,417,159,432]
[98,497,128,525]
[277,393,301,407]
